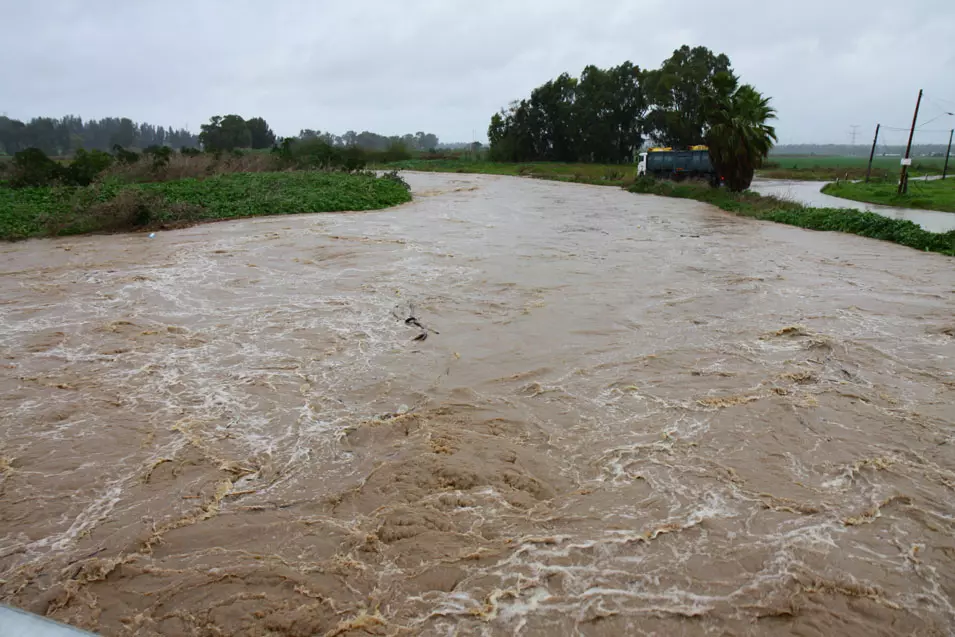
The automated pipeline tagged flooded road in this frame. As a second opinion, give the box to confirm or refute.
[750,178,955,233]
[2,172,954,636]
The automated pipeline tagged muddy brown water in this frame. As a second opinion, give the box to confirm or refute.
[1,173,954,636]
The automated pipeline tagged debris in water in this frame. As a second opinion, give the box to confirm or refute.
[394,302,439,342]
[762,325,809,338]
[697,393,760,408]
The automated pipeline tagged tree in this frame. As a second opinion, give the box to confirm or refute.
[0,116,26,154]
[110,118,136,149]
[704,76,777,191]
[199,114,251,151]
[246,117,276,149]
[643,46,736,148]
[218,114,251,150]
[574,62,646,163]
[414,132,438,150]
[486,63,646,164]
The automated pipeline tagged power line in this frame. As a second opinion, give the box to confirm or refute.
[849,124,860,145]
[881,124,953,133]
[916,112,954,129]
[924,96,955,113]
[927,94,955,107]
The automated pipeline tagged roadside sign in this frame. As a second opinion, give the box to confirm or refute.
[901,158,912,166]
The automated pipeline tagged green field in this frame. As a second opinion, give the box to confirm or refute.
[0,171,411,240]
[822,177,955,213]
[761,154,946,181]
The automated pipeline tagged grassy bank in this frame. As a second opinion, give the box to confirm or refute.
[821,178,955,213]
[759,155,945,181]
[0,171,411,240]
[628,178,955,256]
[378,159,637,186]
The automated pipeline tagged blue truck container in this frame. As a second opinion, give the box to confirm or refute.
[637,146,722,186]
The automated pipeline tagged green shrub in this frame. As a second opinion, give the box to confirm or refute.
[9,148,65,188]
[342,146,368,172]
[112,145,140,165]
[379,170,410,190]
[143,145,173,170]
[66,149,114,186]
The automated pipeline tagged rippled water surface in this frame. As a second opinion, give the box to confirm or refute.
[2,173,954,636]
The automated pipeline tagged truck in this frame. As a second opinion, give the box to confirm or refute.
[636,146,722,187]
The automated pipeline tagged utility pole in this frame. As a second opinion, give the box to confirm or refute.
[898,89,923,195]
[865,124,880,183]
[849,124,860,148]
[944,129,953,180]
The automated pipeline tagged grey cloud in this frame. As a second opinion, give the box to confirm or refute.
[2,0,953,144]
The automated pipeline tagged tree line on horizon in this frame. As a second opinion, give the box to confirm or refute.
[0,115,198,157]
[487,45,777,190]
[298,130,441,153]
[0,111,447,158]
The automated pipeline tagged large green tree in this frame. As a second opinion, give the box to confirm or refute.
[641,45,735,148]
[246,117,276,149]
[487,61,647,164]
[199,115,252,151]
[704,76,777,191]
[575,62,646,163]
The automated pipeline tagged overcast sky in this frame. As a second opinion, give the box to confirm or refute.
[3,0,954,145]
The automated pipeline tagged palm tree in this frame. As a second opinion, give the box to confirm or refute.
[705,77,777,192]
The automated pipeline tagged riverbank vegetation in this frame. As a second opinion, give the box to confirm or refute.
[821,177,955,213]
[0,139,412,240]
[628,178,955,256]
[0,171,410,240]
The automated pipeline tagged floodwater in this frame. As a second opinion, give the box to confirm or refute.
[1,173,954,636]
[750,178,955,233]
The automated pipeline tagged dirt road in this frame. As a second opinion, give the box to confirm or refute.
[2,173,954,636]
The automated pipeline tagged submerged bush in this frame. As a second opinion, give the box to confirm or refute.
[379,170,410,190]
